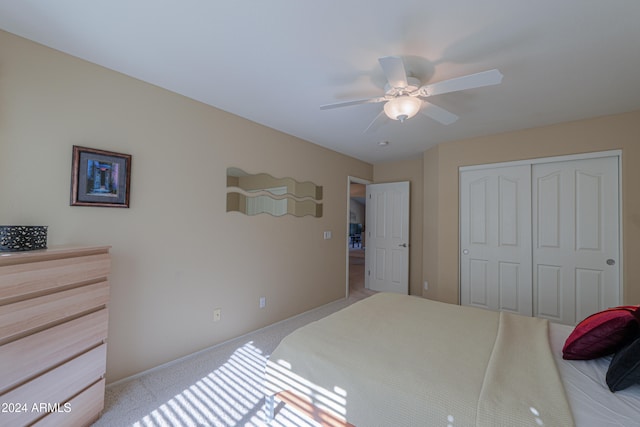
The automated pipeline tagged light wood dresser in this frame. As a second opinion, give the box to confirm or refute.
[0,246,111,426]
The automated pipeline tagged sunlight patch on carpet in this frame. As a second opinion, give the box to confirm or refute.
[132,341,319,427]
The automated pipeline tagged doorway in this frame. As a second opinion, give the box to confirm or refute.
[346,177,411,298]
[346,177,369,300]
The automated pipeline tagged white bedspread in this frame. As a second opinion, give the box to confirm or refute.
[550,323,640,427]
[266,293,574,426]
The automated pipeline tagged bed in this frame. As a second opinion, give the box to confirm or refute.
[265,293,640,427]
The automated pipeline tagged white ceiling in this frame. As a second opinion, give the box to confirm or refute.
[1,1,639,164]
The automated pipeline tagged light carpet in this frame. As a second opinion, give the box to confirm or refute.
[93,290,373,427]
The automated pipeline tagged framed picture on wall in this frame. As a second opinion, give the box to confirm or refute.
[71,145,131,208]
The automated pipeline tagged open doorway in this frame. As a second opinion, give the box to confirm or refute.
[346,176,374,300]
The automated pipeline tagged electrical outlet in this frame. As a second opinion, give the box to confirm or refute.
[259,296,266,308]
[423,281,429,291]
[213,308,221,322]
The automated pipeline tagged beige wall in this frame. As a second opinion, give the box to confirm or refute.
[0,30,372,383]
[422,111,640,306]
[373,157,424,296]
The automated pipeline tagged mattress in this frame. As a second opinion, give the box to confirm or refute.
[549,323,640,427]
[266,293,575,426]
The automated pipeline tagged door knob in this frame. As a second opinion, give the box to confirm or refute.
[462,249,469,255]
[607,259,616,266]
[399,243,407,248]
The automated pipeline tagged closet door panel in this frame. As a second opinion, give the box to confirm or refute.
[498,261,520,312]
[470,178,488,245]
[536,172,562,249]
[533,165,574,323]
[576,268,603,321]
[536,264,562,320]
[533,156,619,324]
[469,259,489,307]
[460,165,531,315]
[498,176,519,246]
[575,171,602,251]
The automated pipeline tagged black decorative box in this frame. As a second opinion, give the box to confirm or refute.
[0,226,48,252]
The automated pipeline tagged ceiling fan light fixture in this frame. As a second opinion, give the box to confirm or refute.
[383,96,422,122]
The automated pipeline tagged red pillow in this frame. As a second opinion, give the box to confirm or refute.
[562,306,640,360]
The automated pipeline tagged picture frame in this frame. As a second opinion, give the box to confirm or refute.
[71,145,131,208]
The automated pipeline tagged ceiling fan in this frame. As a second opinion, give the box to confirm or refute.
[320,56,503,131]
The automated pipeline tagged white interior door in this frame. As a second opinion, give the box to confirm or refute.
[533,156,620,324]
[365,182,409,294]
[460,165,532,316]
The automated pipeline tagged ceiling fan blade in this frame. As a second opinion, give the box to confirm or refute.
[420,69,503,97]
[378,56,409,89]
[364,110,388,133]
[421,101,459,125]
[320,96,386,110]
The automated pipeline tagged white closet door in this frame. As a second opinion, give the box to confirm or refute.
[460,165,532,316]
[532,156,619,325]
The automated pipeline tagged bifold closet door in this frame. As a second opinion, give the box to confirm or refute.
[460,165,532,316]
[532,156,620,325]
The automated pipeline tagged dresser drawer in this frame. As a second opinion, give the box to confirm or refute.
[0,344,107,426]
[0,309,108,394]
[0,253,110,305]
[0,281,109,344]
[33,378,106,427]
